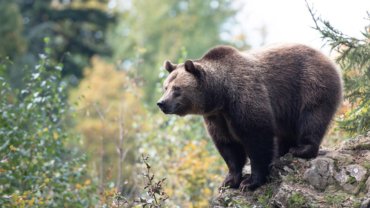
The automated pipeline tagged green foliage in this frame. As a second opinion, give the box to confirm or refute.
[257,186,273,207]
[0,42,96,207]
[110,0,249,104]
[0,1,25,58]
[287,192,306,208]
[307,4,370,135]
[324,193,346,207]
[2,0,114,80]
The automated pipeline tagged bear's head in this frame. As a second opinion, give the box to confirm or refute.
[157,60,206,116]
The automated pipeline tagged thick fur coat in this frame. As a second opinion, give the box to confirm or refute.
[157,44,342,190]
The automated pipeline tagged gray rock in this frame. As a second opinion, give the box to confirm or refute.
[283,166,294,173]
[346,164,367,181]
[334,168,349,185]
[341,134,370,151]
[366,177,370,196]
[361,198,370,208]
[342,182,359,194]
[272,183,324,208]
[272,183,291,207]
[303,157,334,191]
[325,152,354,165]
[335,165,367,194]
[364,152,370,162]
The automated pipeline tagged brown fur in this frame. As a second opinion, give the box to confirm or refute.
[158,44,342,191]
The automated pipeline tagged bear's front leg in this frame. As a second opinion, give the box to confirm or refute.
[240,131,274,191]
[216,141,247,188]
[204,115,247,189]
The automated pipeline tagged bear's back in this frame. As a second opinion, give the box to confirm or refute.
[252,44,342,134]
[255,44,341,107]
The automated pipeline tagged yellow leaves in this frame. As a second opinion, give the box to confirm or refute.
[195,200,209,208]
[202,187,211,196]
[53,132,58,140]
[37,127,48,137]
[69,56,147,182]
[12,193,24,206]
[11,191,37,207]
[164,187,173,197]
[177,141,218,175]
[38,199,44,205]
[28,197,35,206]
[165,140,224,207]
[70,0,109,11]
[136,47,147,54]
[9,145,17,151]
[75,183,82,189]
[75,56,134,105]
[84,179,91,185]
[74,179,92,190]
[99,187,118,206]
[44,178,50,184]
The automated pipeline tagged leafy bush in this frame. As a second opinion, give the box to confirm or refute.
[0,38,96,207]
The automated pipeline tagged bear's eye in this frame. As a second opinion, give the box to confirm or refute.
[173,86,180,91]
[173,86,181,97]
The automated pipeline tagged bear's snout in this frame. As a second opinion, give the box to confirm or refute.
[157,100,169,113]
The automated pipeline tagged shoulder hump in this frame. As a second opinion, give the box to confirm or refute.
[202,45,238,60]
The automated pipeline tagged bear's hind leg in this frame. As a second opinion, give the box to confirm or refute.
[277,135,297,157]
[290,107,333,159]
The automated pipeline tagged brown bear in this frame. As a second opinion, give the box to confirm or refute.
[157,44,342,191]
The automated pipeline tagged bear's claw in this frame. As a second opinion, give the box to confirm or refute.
[240,174,265,191]
[221,173,242,189]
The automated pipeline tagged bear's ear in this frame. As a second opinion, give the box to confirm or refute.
[164,60,177,73]
[184,60,202,78]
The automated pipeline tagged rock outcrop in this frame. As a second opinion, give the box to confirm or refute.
[211,132,370,208]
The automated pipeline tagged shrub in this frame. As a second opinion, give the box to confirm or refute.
[0,38,96,207]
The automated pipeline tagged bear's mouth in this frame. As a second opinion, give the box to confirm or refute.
[158,103,181,114]
[172,103,188,116]
[158,99,189,116]
[163,103,181,114]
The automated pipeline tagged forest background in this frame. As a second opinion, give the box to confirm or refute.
[0,0,369,207]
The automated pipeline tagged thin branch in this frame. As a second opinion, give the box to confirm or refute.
[116,104,129,192]
[305,0,363,50]
[93,102,107,193]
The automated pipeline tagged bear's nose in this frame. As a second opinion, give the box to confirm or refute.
[157,101,165,109]
[157,100,169,113]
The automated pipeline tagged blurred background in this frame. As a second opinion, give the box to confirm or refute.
[0,0,369,207]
